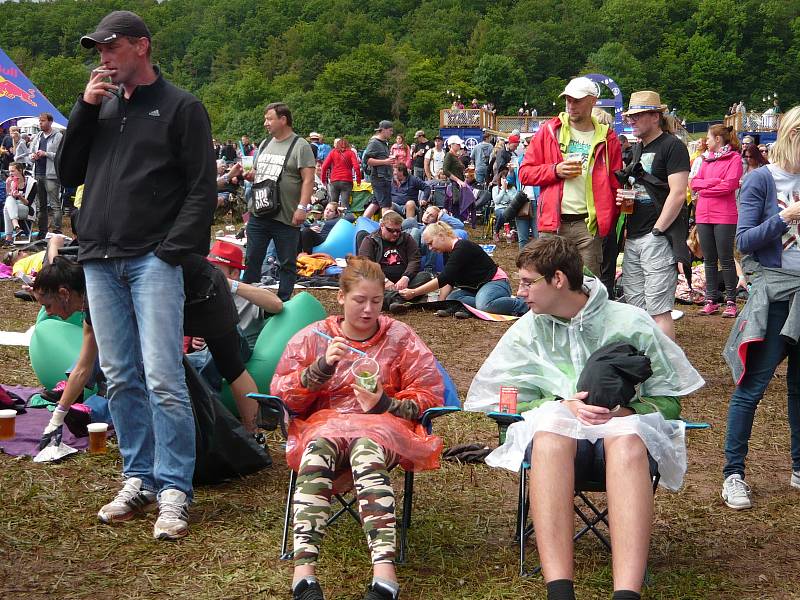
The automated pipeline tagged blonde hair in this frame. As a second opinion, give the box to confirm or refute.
[769,105,800,172]
[592,108,613,126]
[381,210,403,226]
[422,221,455,241]
[340,255,384,293]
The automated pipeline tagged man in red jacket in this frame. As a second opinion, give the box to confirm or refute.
[519,77,622,276]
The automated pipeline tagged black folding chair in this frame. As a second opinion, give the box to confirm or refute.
[251,393,460,564]
[487,411,709,577]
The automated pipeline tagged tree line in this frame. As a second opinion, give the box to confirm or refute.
[2,0,798,141]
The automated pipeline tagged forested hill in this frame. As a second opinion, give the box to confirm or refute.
[3,0,799,138]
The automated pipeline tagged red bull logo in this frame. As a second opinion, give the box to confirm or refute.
[0,75,37,107]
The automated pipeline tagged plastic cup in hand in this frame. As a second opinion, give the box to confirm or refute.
[0,409,16,440]
[620,189,636,215]
[87,422,109,454]
[351,357,380,393]
[565,152,583,165]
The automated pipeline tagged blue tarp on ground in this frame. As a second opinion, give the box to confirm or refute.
[0,48,68,127]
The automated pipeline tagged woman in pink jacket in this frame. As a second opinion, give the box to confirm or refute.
[690,124,743,317]
[390,134,412,170]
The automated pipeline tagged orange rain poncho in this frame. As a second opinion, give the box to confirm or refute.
[272,315,445,479]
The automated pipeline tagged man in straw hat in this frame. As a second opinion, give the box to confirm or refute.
[519,76,622,278]
[617,90,690,341]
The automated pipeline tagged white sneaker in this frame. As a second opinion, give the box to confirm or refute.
[153,489,189,541]
[791,471,800,490]
[97,477,157,524]
[721,474,752,510]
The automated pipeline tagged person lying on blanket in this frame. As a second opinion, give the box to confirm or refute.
[396,221,529,318]
[272,256,444,600]
[464,236,704,600]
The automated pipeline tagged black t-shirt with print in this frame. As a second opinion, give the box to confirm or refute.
[626,133,690,239]
[411,140,434,169]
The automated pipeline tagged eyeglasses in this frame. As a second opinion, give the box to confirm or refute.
[518,274,546,290]
[382,226,401,235]
[625,112,657,122]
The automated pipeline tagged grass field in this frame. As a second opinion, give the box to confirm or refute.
[1,230,798,600]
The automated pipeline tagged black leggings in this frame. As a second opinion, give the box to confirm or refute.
[697,223,737,302]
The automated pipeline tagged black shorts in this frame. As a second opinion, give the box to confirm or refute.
[525,438,658,484]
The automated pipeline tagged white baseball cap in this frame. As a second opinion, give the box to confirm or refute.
[446,135,465,146]
[559,77,601,99]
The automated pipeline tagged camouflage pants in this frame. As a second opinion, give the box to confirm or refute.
[293,437,396,566]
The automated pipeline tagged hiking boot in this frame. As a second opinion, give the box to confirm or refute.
[153,489,189,541]
[722,301,738,318]
[721,474,752,510]
[699,300,720,316]
[454,309,470,319]
[388,302,409,315]
[791,471,800,490]
[363,581,398,600]
[97,477,157,524]
[292,578,325,600]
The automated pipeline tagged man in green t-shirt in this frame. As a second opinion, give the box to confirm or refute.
[243,102,316,300]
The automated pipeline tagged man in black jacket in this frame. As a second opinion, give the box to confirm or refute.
[56,10,216,542]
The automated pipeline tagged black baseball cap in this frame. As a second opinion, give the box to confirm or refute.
[81,11,151,48]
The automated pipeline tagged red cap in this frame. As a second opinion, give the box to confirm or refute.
[207,240,245,271]
[508,134,521,144]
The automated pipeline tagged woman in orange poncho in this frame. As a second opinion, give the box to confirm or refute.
[272,256,444,600]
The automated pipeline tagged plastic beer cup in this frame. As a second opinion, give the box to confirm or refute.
[87,422,109,454]
[0,409,16,440]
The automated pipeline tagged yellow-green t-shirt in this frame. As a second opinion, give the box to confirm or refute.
[560,126,595,215]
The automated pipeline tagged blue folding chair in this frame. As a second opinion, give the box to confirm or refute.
[486,411,710,576]
[251,360,461,563]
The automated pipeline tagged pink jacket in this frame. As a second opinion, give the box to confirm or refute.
[690,149,743,225]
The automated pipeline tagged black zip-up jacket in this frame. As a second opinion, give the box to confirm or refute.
[56,69,216,265]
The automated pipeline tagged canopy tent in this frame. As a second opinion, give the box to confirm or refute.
[0,48,68,128]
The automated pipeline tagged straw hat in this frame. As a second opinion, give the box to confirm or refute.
[623,91,668,116]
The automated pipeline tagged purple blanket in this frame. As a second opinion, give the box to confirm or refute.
[0,406,99,456]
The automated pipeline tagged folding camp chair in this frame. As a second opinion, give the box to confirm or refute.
[13,174,37,245]
[251,362,461,564]
[486,411,710,577]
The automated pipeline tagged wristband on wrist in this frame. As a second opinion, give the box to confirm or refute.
[230,279,240,295]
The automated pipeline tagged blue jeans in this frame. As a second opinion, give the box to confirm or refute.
[723,301,800,478]
[83,253,195,498]
[244,217,300,301]
[447,279,528,316]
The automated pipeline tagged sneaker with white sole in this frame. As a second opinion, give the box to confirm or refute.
[153,489,190,541]
[721,474,752,509]
[97,477,157,524]
[791,471,800,490]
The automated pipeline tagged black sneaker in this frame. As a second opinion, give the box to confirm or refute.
[435,308,455,317]
[14,289,34,301]
[363,581,398,600]
[292,579,325,600]
[454,309,470,319]
[388,302,409,314]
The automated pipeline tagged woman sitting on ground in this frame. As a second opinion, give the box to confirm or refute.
[397,222,529,317]
[272,256,444,600]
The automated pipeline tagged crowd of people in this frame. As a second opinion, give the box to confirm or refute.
[2,10,800,600]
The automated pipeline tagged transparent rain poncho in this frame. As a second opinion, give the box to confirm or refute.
[466,278,705,491]
[272,315,445,483]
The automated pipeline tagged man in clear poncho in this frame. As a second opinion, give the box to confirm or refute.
[465,237,703,600]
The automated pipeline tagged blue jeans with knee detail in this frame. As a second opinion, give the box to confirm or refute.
[83,252,195,499]
[447,279,528,316]
[723,300,800,478]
